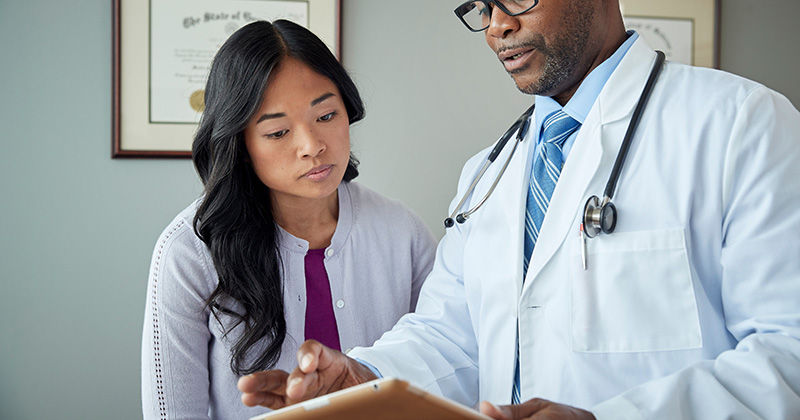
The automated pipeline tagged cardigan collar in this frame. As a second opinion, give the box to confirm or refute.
[277,181,354,257]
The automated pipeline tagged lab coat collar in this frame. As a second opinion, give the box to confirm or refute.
[596,37,659,125]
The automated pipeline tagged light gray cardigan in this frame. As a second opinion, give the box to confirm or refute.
[141,181,437,420]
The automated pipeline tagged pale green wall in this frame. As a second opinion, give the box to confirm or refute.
[719,0,799,107]
[0,1,202,418]
[1,0,797,418]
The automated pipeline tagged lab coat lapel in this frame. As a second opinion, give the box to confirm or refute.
[522,39,658,288]
[498,121,537,295]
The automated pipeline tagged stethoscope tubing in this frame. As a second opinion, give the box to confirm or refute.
[444,104,535,227]
[458,135,522,223]
[603,50,666,200]
[444,50,666,230]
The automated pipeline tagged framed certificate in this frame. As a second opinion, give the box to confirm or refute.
[112,0,341,158]
[620,0,720,68]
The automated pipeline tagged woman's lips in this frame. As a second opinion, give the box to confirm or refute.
[304,164,333,181]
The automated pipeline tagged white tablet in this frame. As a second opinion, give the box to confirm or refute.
[250,378,491,420]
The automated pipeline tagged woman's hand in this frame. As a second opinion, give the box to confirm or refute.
[238,339,378,409]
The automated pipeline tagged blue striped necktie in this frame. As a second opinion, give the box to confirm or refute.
[513,109,581,404]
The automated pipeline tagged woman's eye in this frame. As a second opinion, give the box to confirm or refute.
[318,111,337,122]
[266,129,288,139]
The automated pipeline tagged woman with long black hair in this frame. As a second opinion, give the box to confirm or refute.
[141,19,436,420]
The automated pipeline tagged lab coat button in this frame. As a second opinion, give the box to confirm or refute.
[336,299,345,309]
[326,249,334,257]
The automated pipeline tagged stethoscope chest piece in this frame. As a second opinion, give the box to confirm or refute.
[580,50,666,239]
[583,196,617,238]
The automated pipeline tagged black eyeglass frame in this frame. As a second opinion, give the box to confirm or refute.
[453,0,540,32]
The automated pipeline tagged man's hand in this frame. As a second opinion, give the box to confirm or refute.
[237,340,378,409]
[479,398,596,420]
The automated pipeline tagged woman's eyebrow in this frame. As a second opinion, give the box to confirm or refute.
[255,112,285,124]
[311,92,335,106]
[254,93,336,124]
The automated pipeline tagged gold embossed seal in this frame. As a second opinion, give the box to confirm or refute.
[189,90,205,112]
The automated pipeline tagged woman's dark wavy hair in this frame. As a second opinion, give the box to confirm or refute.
[192,19,365,375]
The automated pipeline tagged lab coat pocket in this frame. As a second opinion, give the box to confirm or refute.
[570,228,702,353]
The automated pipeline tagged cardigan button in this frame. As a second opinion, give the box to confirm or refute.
[336,299,345,309]
[326,248,334,257]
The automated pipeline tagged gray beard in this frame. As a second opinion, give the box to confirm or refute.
[510,53,579,96]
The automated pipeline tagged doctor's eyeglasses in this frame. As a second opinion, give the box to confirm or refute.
[454,0,540,32]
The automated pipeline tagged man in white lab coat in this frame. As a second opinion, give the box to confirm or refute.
[240,0,800,418]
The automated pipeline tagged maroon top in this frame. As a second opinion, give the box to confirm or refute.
[303,248,341,351]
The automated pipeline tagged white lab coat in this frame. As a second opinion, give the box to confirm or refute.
[349,38,800,419]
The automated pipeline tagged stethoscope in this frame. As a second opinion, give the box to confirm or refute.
[445,50,666,239]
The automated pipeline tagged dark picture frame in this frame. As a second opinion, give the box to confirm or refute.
[621,0,721,68]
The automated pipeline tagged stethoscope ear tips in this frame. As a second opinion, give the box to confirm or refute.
[443,214,469,228]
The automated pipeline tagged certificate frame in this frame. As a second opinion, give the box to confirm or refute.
[620,0,720,68]
[112,0,342,158]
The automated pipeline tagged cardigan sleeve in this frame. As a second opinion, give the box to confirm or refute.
[406,209,438,312]
[141,217,216,420]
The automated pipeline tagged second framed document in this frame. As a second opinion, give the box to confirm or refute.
[112,0,341,158]
[620,0,720,68]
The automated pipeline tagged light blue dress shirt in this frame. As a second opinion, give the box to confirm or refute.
[531,31,639,161]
